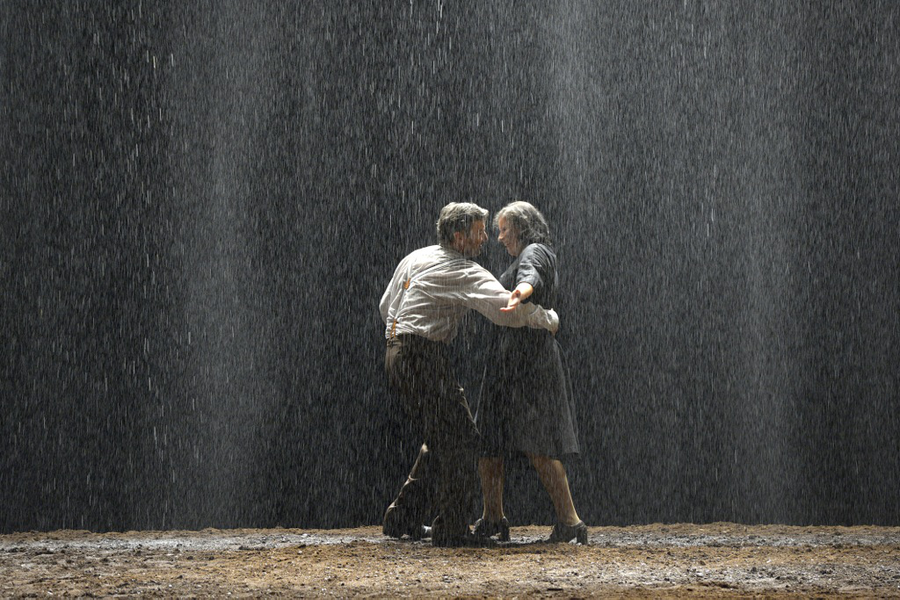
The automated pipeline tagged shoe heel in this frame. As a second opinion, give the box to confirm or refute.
[499,520,510,542]
[576,523,588,545]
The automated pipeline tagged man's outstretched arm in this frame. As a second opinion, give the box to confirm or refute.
[455,265,557,333]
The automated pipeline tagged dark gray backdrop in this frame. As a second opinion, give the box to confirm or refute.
[2,1,898,533]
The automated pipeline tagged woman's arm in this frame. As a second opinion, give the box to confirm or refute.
[500,282,534,313]
[453,264,557,333]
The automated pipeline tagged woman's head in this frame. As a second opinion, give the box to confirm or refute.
[494,201,551,256]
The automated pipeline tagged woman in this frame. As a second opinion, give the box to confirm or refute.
[474,201,587,544]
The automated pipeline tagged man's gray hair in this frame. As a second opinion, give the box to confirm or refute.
[436,202,489,246]
[494,201,552,246]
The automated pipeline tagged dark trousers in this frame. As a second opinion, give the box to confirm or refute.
[385,335,479,538]
[382,442,435,538]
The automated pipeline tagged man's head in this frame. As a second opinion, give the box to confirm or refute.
[436,202,489,257]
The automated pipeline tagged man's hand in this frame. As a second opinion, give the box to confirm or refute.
[500,288,523,312]
[500,282,534,313]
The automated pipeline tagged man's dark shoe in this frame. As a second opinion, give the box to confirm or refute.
[383,502,432,540]
[383,503,418,539]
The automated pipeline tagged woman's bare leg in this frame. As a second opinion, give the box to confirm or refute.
[478,456,505,521]
[528,454,580,526]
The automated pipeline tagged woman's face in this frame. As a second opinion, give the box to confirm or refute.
[497,216,520,257]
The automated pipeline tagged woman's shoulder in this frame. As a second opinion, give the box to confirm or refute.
[520,242,556,263]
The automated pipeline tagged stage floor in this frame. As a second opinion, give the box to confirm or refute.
[2,523,898,597]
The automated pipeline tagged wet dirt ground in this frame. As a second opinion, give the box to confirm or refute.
[1,523,899,597]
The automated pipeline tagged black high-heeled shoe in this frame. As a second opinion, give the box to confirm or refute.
[548,520,588,544]
[473,517,511,542]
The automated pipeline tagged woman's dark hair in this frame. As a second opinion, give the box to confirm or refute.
[494,201,552,246]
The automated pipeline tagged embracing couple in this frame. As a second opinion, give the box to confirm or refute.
[379,201,587,547]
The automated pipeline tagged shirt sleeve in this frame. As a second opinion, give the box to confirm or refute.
[453,262,557,331]
[380,256,407,325]
[515,244,548,295]
[379,283,391,324]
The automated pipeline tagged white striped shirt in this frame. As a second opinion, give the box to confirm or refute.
[380,245,559,342]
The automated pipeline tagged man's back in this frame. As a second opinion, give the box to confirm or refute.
[381,242,559,343]
[380,245,478,343]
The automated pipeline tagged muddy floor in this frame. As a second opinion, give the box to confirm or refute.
[1,523,899,597]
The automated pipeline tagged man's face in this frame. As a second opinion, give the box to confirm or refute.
[457,219,488,257]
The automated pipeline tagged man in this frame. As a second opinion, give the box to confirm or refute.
[380,202,559,547]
